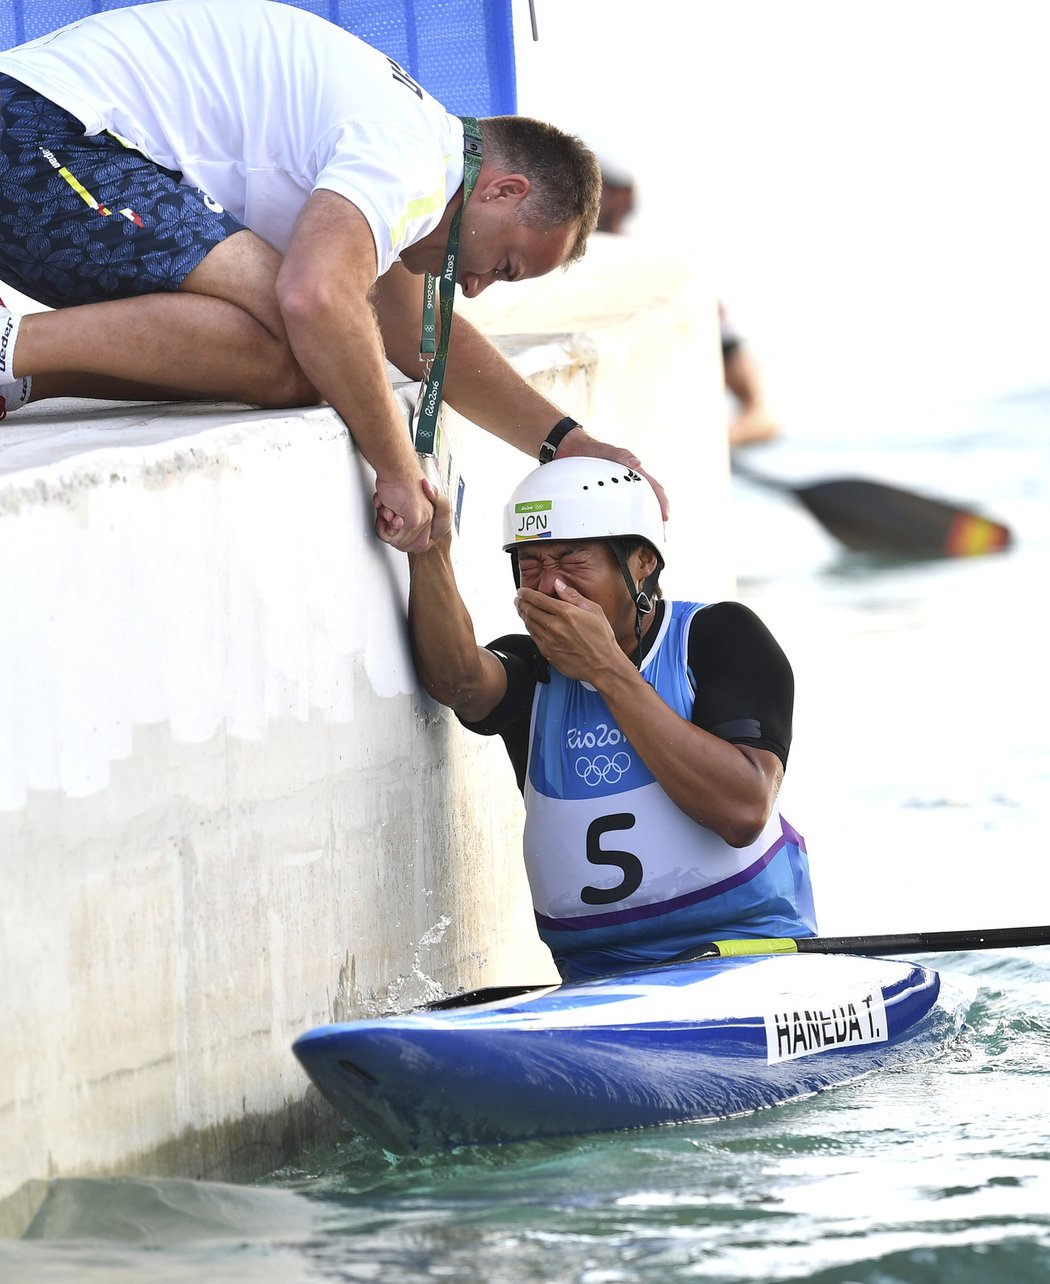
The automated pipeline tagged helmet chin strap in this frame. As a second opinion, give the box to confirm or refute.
[609,542,659,667]
[630,598,655,665]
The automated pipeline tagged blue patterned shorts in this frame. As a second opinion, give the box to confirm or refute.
[0,75,245,308]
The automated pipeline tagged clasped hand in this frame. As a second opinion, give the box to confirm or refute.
[373,477,452,552]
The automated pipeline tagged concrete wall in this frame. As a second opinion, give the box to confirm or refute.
[0,235,729,1232]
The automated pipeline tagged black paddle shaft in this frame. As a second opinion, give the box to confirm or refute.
[671,923,1050,965]
[796,924,1050,956]
[418,925,1050,1013]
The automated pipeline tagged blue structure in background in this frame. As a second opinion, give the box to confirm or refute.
[0,0,517,115]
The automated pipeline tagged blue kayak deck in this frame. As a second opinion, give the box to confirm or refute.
[293,952,971,1152]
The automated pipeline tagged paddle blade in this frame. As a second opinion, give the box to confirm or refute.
[790,477,1012,557]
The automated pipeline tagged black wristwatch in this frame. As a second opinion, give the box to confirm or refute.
[538,416,580,464]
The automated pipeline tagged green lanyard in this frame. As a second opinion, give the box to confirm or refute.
[413,116,483,456]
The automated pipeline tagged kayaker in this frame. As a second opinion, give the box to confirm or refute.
[407,457,817,981]
[0,0,664,550]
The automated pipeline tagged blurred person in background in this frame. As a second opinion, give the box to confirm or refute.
[597,163,780,448]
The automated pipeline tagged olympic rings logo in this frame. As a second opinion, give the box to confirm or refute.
[574,752,632,787]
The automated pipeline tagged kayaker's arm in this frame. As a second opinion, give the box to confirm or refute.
[514,582,783,848]
[406,481,509,722]
[590,660,783,848]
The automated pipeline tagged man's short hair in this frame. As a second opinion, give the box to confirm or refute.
[480,116,601,263]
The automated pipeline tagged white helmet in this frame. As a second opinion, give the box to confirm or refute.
[502,457,664,558]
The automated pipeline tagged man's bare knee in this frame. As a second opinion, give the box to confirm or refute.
[181,230,287,337]
[254,360,320,409]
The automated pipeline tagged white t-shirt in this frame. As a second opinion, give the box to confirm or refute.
[0,0,464,273]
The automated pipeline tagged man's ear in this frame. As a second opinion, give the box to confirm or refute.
[476,172,531,205]
[633,545,659,580]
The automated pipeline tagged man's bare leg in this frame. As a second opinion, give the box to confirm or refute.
[18,372,271,404]
[10,230,320,409]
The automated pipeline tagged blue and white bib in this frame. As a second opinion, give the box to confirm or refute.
[522,600,816,979]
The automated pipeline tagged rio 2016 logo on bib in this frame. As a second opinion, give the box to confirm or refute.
[566,723,626,750]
